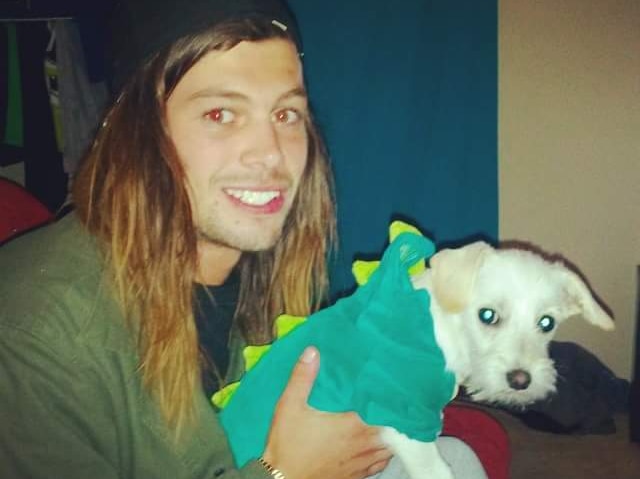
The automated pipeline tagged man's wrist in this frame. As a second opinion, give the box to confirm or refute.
[258,456,286,479]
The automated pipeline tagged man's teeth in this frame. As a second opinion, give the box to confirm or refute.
[226,189,280,206]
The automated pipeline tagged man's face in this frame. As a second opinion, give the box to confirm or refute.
[166,38,308,256]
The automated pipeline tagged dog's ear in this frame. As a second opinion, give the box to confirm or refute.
[558,266,615,330]
[429,242,493,313]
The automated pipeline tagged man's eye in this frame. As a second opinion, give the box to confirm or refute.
[273,108,301,125]
[205,108,234,124]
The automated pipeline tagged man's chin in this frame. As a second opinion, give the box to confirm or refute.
[197,226,283,253]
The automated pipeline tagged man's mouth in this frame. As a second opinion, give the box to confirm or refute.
[224,188,283,207]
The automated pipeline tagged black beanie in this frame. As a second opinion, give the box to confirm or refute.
[107,0,303,93]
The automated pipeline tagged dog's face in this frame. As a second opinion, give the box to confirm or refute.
[424,243,614,408]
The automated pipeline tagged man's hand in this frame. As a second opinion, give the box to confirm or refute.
[263,347,392,479]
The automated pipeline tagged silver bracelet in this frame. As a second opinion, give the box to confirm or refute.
[258,456,286,479]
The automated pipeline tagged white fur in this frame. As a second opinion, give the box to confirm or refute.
[382,241,614,478]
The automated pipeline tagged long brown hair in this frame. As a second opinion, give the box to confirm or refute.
[73,18,336,437]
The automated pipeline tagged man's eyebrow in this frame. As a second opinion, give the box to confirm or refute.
[186,87,307,103]
[186,89,247,103]
[279,87,308,102]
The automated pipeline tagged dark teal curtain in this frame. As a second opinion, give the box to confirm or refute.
[290,1,498,296]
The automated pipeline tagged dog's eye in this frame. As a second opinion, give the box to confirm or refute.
[478,308,499,325]
[537,315,555,333]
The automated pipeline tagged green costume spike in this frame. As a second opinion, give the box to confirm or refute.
[274,314,307,338]
[389,220,422,242]
[352,220,426,286]
[212,315,309,409]
[352,260,380,286]
[389,220,427,276]
[212,382,240,409]
[243,345,271,372]
[216,221,455,467]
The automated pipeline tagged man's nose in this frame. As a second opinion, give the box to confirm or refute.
[240,120,284,168]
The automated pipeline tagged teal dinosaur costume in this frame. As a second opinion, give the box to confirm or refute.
[215,222,456,467]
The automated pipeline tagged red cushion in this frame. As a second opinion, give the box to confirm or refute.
[0,178,54,243]
[443,404,511,479]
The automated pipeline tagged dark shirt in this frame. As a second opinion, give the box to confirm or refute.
[194,271,240,398]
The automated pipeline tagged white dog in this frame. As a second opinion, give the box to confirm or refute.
[382,240,615,479]
[216,232,615,479]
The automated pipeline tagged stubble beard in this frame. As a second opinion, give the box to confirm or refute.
[194,170,300,252]
[196,223,283,252]
[195,203,289,253]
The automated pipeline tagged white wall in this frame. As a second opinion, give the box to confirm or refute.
[499,0,640,379]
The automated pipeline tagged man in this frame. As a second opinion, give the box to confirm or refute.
[0,1,488,478]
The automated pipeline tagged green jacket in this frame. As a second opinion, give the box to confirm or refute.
[0,214,269,479]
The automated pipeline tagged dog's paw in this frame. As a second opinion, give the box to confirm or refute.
[427,461,455,479]
[409,465,454,479]
[380,428,456,479]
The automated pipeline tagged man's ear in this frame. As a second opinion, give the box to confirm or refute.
[429,242,493,313]
[557,265,615,330]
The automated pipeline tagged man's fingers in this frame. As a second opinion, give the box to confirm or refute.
[279,347,320,407]
[268,348,394,479]
[367,457,392,477]
[354,447,393,477]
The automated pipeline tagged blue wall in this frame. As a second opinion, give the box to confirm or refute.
[290,1,498,295]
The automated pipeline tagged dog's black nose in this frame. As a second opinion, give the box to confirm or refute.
[507,369,531,390]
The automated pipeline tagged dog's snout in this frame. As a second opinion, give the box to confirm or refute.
[507,369,531,390]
